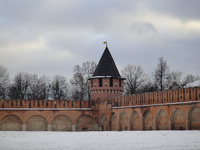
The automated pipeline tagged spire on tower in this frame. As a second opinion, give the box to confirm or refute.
[93,46,121,78]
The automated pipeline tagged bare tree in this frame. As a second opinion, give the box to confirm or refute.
[28,74,40,100]
[0,65,10,99]
[9,73,52,100]
[154,57,169,91]
[70,61,96,100]
[38,75,51,100]
[139,79,157,93]
[29,74,52,100]
[167,71,182,90]
[166,71,199,89]
[180,74,199,88]
[70,66,85,100]
[9,72,31,99]
[52,75,68,100]
[121,65,148,94]
[82,61,97,77]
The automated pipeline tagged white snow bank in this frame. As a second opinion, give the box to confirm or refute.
[0,131,199,150]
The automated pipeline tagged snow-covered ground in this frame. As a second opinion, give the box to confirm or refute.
[0,131,199,150]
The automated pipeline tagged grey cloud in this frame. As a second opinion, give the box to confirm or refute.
[0,0,199,80]
[131,21,157,34]
[141,0,200,20]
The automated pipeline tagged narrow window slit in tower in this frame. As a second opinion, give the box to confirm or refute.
[99,78,102,87]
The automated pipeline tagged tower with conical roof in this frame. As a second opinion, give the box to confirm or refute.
[90,46,125,103]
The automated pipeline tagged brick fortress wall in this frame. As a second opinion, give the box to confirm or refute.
[0,99,90,109]
[106,87,200,107]
[0,87,199,131]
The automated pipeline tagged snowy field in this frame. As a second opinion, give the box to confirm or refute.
[0,131,200,150]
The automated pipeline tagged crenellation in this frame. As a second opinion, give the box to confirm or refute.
[135,95,138,105]
[0,99,2,107]
[85,100,89,107]
[128,95,130,106]
[160,92,163,103]
[163,91,167,103]
[148,93,151,104]
[172,90,175,102]
[47,100,54,108]
[130,95,133,105]
[30,100,36,108]
[139,94,142,105]
[194,87,198,100]
[134,95,137,105]
[183,88,186,101]
[119,96,122,106]
[101,87,200,107]
[69,100,73,107]
[155,93,157,103]
[128,95,131,105]
[189,87,193,101]
[82,100,89,108]
[129,95,132,106]
[120,96,123,106]
[144,93,147,104]
[4,99,12,108]
[13,99,20,108]
[177,89,180,102]
[56,100,63,108]
[140,94,143,105]
[75,100,81,108]
[38,100,44,108]
[169,90,173,103]
[139,94,141,104]
[131,95,134,105]
[179,89,183,102]
[65,100,69,107]
[157,92,160,104]
[136,94,139,105]
[21,100,29,108]
[145,93,149,104]
[174,90,177,102]
[142,94,144,105]
[125,95,128,106]
[151,93,153,104]
[124,96,127,106]
[155,92,159,104]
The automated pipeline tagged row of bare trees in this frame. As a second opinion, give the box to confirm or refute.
[122,57,199,95]
[0,62,97,100]
[0,58,199,99]
[2,72,69,100]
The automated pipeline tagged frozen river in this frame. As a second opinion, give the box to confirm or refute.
[0,131,199,150]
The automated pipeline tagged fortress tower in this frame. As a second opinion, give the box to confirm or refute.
[90,46,125,103]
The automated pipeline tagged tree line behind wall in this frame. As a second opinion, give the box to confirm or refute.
[0,57,199,100]
[122,57,199,95]
[0,62,97,100]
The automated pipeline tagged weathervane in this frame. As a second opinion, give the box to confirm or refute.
[103,41,108,47]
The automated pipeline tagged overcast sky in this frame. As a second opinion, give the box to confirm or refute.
[0,0,200,80]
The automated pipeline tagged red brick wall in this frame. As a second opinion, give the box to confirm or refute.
[0,87,199,131]
[90,77,124,102]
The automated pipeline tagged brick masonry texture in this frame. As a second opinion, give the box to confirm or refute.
[0,86,199,131]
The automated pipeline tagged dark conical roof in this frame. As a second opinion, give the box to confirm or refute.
[93,47,121,77]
